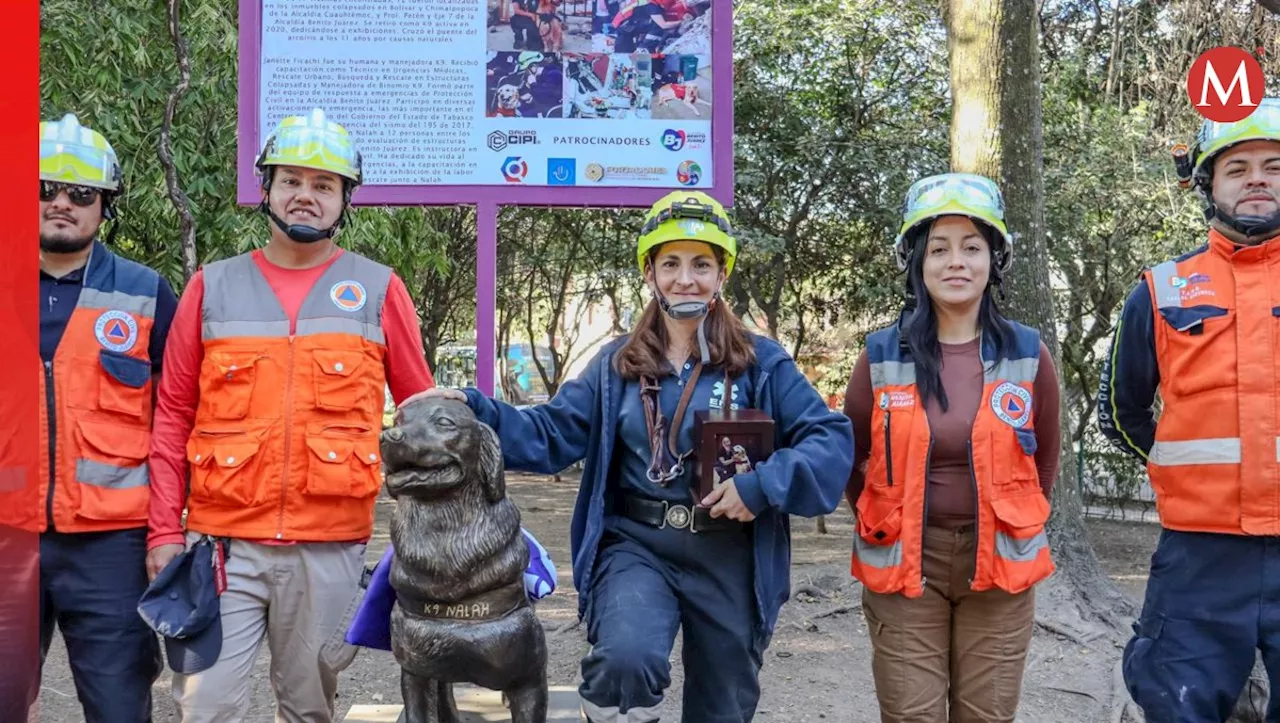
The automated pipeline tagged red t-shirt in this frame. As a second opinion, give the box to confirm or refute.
[147,249,435,549]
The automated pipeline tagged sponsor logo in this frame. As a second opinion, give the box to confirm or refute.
[487,130,538,152]
[582,163,667,183]
[502,156,528,183]
[94,310,139,352]
[660,128,707,151]
[548,158,576,185]
[676,160,702,186]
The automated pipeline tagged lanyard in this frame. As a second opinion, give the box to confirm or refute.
[641,361,702,486]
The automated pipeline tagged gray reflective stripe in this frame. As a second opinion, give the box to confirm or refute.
[203,252,392,343]
[296,317,386,344]
[203,254,288,325]
[1276,438,1280,462]
[297,253,392,328]
[984,356,1039,386]
[1149,438,1241,466]
[853,535,903,569]
[76,459,148,489]
[869,360,915,388]
[1150,260,1182,309]
[995,530,1047,563]
[581,699,661,723]
[203,320,292,340]
[79,288,156,318]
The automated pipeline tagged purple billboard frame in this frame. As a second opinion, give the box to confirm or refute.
[237,0,735,394]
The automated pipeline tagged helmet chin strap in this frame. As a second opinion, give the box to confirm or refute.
[1210,204,1280,240]
[1199,179,1280,241]
[656,290,718,364]
[262,202,342,244]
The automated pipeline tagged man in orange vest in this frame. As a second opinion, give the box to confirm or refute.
[31,114,178,722]
[146,109,435,721]
[1099,98,1280,722]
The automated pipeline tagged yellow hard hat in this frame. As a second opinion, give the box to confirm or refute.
[636,191,737,276]
[255,108,362,185]
[40,114,121,191]
[894,172,1012,273]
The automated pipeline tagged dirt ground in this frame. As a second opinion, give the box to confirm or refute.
[34,473,1162,722]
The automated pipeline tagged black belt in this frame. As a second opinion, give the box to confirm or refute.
[621,494,746,533]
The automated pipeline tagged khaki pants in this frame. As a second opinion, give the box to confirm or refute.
[172,532,365,723]
[862,525,1035,723]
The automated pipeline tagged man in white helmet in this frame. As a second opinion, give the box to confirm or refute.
[1099,98,1280,721]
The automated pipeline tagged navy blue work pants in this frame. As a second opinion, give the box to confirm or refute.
[39,527,161,723]
[579,518,765,723]
[1124,528,1280,722]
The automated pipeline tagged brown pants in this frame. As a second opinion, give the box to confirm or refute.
[862,525,1036,723]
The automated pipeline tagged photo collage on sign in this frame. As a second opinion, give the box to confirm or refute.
[485,0,712,120]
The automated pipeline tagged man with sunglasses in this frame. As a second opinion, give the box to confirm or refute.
[1098,98,1280,721]
[145,108,435,722]
[23,113,178,721]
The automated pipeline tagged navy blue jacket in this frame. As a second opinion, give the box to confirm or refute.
[1097,275,1163,461]
[463,334,854,635]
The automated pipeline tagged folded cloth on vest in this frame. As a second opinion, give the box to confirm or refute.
[345,527,558,651]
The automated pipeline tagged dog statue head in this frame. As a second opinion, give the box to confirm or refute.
[380,399,506,504]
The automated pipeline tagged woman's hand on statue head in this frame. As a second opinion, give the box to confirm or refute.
[399,387,467,409]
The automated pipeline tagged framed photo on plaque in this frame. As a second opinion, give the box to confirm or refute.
[692,409,775,506]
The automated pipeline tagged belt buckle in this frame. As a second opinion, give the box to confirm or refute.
[663,503,691,530]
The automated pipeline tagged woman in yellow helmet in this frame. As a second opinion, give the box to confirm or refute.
[843,172,1061,722]
[412,190,853,722]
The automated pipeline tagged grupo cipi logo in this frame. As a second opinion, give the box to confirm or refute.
[1187,46,1265,122]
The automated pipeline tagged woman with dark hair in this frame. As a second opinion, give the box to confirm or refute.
[409,191,853,722]
[842,173,1062,722]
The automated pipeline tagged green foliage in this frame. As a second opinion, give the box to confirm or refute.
[41,0,255,291]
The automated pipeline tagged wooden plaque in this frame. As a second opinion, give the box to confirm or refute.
[691,409,775,506]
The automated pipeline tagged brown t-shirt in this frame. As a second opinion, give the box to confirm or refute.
[842,337,1062,529]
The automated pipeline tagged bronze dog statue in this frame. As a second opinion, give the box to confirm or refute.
[381,398,548,723]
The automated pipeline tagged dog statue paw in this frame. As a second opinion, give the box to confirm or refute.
[381,398,549,723]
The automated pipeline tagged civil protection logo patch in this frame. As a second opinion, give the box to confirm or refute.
[330,281,367,312]
[94,310,139,352]
[990,381,1032,428]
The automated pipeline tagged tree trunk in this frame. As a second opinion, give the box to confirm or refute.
[945,0,1135,630]
[158,0,197,281]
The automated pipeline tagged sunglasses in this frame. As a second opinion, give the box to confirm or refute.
[40,181,102,207]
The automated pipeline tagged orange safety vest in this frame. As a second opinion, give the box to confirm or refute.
[1141,229,1280,535]
[34,242,159,534]
[850,321,1054,598]
[185,251,391,541]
